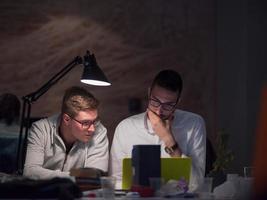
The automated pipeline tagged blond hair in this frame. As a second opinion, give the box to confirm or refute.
[61,86,99,117]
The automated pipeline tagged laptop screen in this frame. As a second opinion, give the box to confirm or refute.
[122,157,192,190]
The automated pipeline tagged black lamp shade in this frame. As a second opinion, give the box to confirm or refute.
[80,52,111,86]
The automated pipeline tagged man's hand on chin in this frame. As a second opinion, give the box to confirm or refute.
[147,108,181,157]
[147,108,173,142]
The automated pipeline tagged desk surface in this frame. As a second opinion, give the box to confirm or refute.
[0,175,216,200]
[81,189,215,200]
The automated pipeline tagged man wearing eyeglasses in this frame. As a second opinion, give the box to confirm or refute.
[109,69,206,190]
[23,86,109,179]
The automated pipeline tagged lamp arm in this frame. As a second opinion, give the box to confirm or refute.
[16,55,82,174]
[25,56,83,102]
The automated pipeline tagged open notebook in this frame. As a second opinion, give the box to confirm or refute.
[122,157,192,190]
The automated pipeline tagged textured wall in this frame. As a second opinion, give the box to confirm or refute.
[0,0,216,143]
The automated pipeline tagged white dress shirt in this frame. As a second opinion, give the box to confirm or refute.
[109,109,206,190]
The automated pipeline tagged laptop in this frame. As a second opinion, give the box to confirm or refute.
[122,157,192,190]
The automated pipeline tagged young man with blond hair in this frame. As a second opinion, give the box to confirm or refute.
[24,86,109,179]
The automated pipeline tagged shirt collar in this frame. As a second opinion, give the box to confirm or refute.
[143,112,156,135]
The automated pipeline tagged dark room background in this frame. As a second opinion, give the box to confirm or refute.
[0,0,266,175]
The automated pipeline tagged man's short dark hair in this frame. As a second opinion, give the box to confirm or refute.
[150,69,183,95]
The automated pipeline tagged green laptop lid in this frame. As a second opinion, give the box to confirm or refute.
[122,157,192,190]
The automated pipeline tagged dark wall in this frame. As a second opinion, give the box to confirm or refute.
[217,0,267,174]
[0,0,216,144]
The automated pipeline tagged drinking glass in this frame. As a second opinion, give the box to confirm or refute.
[100,176,116,199]
[149,177,164,196]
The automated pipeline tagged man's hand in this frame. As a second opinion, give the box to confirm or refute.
[147,108,182,157]
[147,108,173,141]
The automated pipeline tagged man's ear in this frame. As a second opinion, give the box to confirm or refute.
[147,87,151,98]
[177,96,181,105]
[63,113,71,123]
[175,93,181,107]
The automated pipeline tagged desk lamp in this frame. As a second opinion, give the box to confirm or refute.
[16,50,111,174]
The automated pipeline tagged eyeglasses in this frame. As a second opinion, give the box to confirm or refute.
[71,117,100,129]
[149,97,177,111]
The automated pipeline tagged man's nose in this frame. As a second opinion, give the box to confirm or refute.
[87,124,95,132]
[155,105,164,115]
